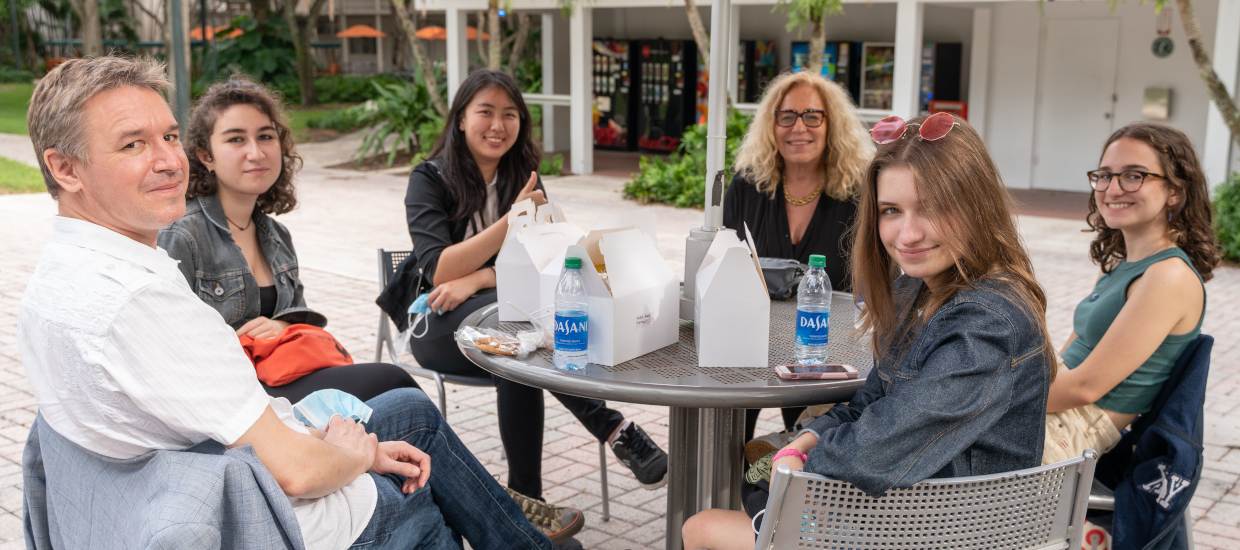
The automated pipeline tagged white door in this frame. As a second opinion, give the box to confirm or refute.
[1031,19,1121,192]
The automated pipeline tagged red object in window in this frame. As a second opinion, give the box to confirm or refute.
[929,100,968,120]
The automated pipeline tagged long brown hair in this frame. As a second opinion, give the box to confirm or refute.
[732,71,873,201]
[185,75,301,215]
[851,115,1054,375]
[1087,122,1221,281]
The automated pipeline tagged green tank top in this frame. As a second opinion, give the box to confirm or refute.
[1061,247,1204,414]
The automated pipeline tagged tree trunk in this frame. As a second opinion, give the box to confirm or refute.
[807,14,827,76]
[684,0,709,68]
[390,0,449,116]
[475,11,489,67]
[69,0,103,57]
[505,14,531,77]
[487,1,501,70]
[284,0,328,106]
[1176,0,1240,149]
[253,0,271,26]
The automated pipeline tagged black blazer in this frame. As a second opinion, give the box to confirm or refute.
[722,172,856,292]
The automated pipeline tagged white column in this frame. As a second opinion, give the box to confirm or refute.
[1204,0,1240,187]
[374,0,384,73]
[967,7,991,140]
[570,7,593,175]
[727,3,741,104]
[892,0,924,119]
[541,13,558,152]
[447,8,468,105]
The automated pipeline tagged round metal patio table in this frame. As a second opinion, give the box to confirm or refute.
[458,291,873,550]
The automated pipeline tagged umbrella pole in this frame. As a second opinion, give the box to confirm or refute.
[679,0,731,320]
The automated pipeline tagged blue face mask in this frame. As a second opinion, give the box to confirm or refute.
[293,389,373,430]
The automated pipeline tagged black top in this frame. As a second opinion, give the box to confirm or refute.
[722,172,856,292]
[259,285,277,319]
[405,160,546,285]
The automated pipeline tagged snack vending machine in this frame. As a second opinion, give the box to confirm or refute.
[636,39,697,154]
[593,40,639,151]
[860,42,895,110]
[918,42,963,114]
[737,40,777,103]
[791,42,861,104]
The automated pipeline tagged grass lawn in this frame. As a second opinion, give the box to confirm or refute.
[0,156,44,194]
[286,104,357,143]
[0,83,33,135]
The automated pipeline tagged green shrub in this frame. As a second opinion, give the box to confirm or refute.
[306,108,368,133]
[623,110,753,208]
[208,16,299,88]
[0,69,35,84]
[1215,171,1240,262]
[539,154,564,176]
[353,79,444,167]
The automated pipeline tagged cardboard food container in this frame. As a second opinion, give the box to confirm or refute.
[694,226,770,368]
[495,199,584,321]
[539,218,678,366]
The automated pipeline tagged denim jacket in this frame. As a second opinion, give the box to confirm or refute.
[157,195,326,330]
[802,274,1051,497]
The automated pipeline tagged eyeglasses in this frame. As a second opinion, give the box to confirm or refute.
[870,112,957,144]
[1086,169,1165,192]
[775,109,826,128]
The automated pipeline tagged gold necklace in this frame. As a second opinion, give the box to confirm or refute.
[783,182,823,206]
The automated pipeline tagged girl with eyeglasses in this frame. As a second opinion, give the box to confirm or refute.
[725,71,874,445]
[682,114,1054,550]
[1041,122,1221,465]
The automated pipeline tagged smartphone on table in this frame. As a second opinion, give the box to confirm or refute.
[775,363,859,380]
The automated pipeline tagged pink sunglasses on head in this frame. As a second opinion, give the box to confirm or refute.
[871,112,958,144]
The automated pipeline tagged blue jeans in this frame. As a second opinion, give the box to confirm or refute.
[349,389,552,550]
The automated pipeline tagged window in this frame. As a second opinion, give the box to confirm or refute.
[349,37,377,55]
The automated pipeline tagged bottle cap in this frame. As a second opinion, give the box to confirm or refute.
[808,254,826,268]
[565,257,582,269]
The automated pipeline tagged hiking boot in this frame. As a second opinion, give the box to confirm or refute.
[744,423,803,465]
[505,486,585,544]
[610,422,668,490]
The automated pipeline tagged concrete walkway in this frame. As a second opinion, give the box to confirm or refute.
[1,135,1239,549]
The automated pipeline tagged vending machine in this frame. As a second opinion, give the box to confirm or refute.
[918,42,963,114]
[593,40,639,151]
[791,41,861,104]
[860,42,895,110]
[636,39,697,154]
[737,40,777,103]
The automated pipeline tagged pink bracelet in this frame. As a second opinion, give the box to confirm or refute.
[773,448,808,462]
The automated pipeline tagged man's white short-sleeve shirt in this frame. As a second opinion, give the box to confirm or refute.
[18,216,375,550]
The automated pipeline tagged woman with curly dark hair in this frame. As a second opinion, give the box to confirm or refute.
[158,76,418,403]
[1042,122,1222,465]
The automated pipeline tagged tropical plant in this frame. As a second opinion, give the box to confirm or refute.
[539,154,564,176]
[352,79,444,167]
[306,108,369,133]
[207,16,298,87]
[775,0,845,76]
[623,110,752,208]
[389,0,449,116]
[1215,172,1240,262]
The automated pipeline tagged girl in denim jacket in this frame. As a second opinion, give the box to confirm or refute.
[682,114,1056,550]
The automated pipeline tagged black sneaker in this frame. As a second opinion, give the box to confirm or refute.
[610,422,668,490]
[504,486,585,544]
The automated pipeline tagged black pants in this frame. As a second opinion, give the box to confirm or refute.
[407,288,625,499]
[744,406,807,443]
[263,362,421,403]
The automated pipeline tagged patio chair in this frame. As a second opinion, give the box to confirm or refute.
[744,451,1097,550]
[1085,334,1213,550]
[375,248,611,521]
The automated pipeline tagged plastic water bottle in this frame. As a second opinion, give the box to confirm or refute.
[553,257,589,371]
[795,254,832,364]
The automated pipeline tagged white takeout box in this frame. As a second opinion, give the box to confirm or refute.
[495,199,584,321]
[695,226,770,368]
[539,222,679,366]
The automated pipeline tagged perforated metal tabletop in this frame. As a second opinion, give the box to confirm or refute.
[458,291,872,408]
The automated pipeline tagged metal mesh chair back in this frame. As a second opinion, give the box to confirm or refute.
[756,452,1096,550]
[379,250,412,287]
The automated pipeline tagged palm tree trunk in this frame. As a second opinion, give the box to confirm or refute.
[285,0,328,106]
[684,0,709,67]
[475,11,489,68]
[69,0,103,57]
[390,0,448,116]
[807,15,827,76]
[487,1,501,70]
[1176,0,1240,148]
[505,14,531,77]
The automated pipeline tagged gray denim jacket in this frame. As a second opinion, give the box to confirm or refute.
[801,275,1051,497]
[157,195,326,330]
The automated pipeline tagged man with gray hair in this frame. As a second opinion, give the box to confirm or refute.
[19,56,554,550]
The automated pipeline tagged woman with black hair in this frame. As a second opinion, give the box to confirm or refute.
[403,70,668,523]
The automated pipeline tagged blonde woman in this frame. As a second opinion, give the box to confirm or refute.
[725,71,874,439]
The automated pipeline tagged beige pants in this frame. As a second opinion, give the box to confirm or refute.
[1043,403,1123,465]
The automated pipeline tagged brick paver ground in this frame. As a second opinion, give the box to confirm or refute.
[0,134,1238,549]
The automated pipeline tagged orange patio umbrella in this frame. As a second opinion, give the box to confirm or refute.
[190,25,244,40]
[414,25,489,41]
[336,24,387,38]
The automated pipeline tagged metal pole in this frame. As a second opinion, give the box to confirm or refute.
[679,0,732,320]
[10,0,19,70]
[666,406,699,550]
[170,0,190,129]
